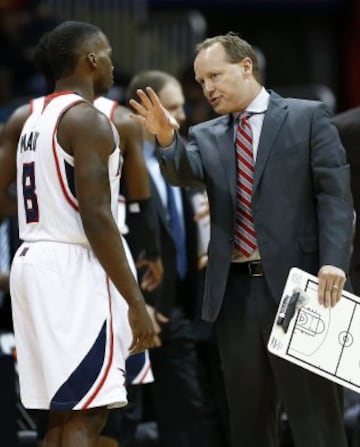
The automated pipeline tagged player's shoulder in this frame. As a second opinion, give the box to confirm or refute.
[0,102,33,142]
[7,103,32,130]
[63,101,113,135]
[115,103,131,116]
[112,104,141,135]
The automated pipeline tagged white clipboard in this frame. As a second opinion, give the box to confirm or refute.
[268,267,360,394]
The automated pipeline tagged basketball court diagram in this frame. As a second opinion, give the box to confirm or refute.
[268,267,360,393]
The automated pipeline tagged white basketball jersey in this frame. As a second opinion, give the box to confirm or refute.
[94,96,129,235]
[29,96,46,116]
[93,96,118,121]
[17,92,122,245]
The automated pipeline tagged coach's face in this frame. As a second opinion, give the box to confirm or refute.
[194,42,254,115]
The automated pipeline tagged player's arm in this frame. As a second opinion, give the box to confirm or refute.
[58,103,155,352]
[0,104,31,218]
[114,107,163,291]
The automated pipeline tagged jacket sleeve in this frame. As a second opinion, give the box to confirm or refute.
[311,102,354,271]
[155,131,205,188]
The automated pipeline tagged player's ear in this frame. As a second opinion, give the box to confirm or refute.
[86,52,97,70]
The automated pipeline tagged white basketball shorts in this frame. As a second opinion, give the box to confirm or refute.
[10,240,132,410]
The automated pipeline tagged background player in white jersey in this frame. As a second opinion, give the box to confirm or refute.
[0,20,156,447]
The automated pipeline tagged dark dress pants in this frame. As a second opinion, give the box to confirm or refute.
[149,307,211,447]
[215,264,348,447]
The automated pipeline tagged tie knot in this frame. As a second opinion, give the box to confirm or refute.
[237,112,253,130]
[237,112,253,134]
[239,111,252,124]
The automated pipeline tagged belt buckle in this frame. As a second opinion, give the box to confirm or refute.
[248,261,264,277]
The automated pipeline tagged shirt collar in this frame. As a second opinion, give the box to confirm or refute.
[233,87,270,121]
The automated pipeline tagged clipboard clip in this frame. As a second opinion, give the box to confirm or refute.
[276,288,307,333]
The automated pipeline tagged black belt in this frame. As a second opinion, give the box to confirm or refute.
[231,260,264,277]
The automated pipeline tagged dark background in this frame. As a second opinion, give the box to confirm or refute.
[148,0,359,112]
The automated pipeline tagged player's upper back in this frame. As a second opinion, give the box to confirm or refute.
[17,92,121,245]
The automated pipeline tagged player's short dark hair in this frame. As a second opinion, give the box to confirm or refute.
[47,21,101,80]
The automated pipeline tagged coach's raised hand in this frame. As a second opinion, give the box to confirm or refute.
[129,87,179,147]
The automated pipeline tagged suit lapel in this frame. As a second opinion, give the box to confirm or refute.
[214,117,237,210]
[253,92,288,193]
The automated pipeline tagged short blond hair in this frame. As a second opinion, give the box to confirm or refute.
[196,32,262,83]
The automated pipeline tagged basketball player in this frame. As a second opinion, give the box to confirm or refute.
[1,31,163,293]
[0,21,156,447]
[0,32,161,445]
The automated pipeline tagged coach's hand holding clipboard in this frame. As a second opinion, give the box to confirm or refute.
[268,267,360,394]
[317,265,346,308]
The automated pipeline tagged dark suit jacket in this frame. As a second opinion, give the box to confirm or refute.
[141,176,199,319]
[157,90,354,322]
[333,107,360,293]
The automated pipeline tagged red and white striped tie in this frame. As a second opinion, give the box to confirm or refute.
[234,113,257,257]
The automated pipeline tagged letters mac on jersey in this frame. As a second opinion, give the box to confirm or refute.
[17,92,122,243]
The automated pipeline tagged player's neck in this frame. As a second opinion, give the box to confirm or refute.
[55,78,94,103]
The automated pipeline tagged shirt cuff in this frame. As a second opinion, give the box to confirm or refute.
[155,134,177,159]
